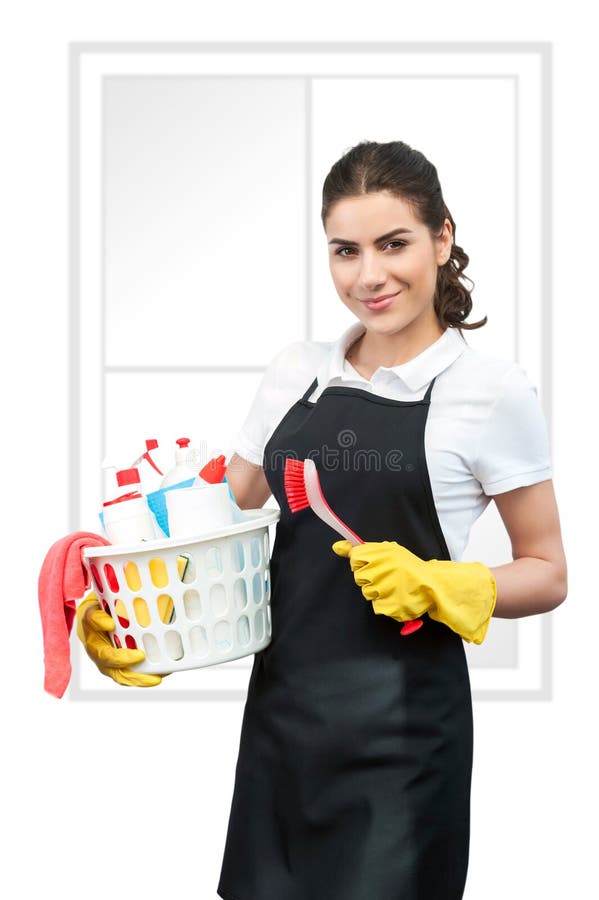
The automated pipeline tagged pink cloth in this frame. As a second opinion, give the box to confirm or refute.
[38,531,110,698]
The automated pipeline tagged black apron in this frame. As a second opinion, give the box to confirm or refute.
[218,375,473,900]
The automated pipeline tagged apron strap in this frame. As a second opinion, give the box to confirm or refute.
[301,377,319,403]
[422,376,437,403]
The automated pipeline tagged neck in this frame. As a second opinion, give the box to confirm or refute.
[348,319,445,373]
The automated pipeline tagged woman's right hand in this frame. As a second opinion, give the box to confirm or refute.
[76,593,164,687]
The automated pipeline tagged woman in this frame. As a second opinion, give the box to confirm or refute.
[77,140,567,899]
[216,140,567,900]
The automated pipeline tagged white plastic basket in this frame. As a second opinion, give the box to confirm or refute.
[81,508,280,674]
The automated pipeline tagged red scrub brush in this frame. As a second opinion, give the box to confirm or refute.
[283,457,423,636]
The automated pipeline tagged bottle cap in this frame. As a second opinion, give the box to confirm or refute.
[141,439,163,475]
[198,454,227,484]
[116,467,141,487]
[176,438,190,449]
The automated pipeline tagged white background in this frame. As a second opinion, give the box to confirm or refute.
[1,3,596,899]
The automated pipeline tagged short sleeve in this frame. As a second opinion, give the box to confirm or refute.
[471,364,553,495]
[229,342,315,466]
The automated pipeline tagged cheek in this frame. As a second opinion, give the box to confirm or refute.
[401,258,437,292]
[330,264,353,291]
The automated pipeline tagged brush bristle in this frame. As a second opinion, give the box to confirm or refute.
[284,457,310,513]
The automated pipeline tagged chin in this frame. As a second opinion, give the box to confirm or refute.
[365,316,414,334]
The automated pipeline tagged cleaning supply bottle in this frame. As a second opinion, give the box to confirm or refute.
[191,453,240,521]
[101,456,119,502]
[102,468,161,544]
[129,439,164,493]
[160,438,200,488]
[194,454,227,486]
[197,453,239,508]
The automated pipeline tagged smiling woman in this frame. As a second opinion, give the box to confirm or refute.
[217,139,566,900]
[76,122,563,898]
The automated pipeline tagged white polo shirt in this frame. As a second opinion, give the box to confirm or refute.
[230,323,552,561]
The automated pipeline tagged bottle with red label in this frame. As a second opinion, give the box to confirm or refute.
[102,467,161,544]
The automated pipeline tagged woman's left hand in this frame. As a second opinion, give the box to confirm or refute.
[332,540,497,644]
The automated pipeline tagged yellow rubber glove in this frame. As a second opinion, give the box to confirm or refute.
[333,540,497,644]
[76,592,165,687]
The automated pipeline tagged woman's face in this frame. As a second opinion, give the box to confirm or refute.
[325,191,452,340]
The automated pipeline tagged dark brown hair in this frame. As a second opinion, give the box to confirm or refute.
[321,140,486,331]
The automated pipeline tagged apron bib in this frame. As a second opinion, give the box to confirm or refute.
[218,377,473,900]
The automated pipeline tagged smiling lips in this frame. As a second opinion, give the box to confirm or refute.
[360,292,399,311]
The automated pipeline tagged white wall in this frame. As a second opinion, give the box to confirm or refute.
[2,3,596,898]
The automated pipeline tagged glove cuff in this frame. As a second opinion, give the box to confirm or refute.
[75,592,100,645]
[428,560,497,644]
[464,562,497,644]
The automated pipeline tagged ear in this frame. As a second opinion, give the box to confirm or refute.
[436,218,453,266]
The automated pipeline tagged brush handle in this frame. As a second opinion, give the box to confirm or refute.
[302,459,423,636]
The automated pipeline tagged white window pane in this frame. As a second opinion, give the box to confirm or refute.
[104,76,307,366]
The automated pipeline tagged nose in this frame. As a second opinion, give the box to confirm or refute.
[357,251,387,291]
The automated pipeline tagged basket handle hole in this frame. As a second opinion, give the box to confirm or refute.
[142,633,161,663]
[90,564,104,593]
[230,541,245,573]
[158,594,175,624]
[149,558,169,589]
[183,589,202,620]
[165,631,184,661]
[124,561,142,592]
[177,553,196,584]
[134,597,151,627]
[103,563,119,593]
[114,598,130,628]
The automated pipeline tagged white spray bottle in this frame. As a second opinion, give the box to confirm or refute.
[160,437,201,488]
[102,467,162,543]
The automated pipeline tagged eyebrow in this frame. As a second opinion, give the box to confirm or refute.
[328,227,414,247]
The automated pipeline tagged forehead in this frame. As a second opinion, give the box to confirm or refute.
[325,192,422,236]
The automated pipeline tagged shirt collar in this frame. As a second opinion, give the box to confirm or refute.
[319,321,468,392]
